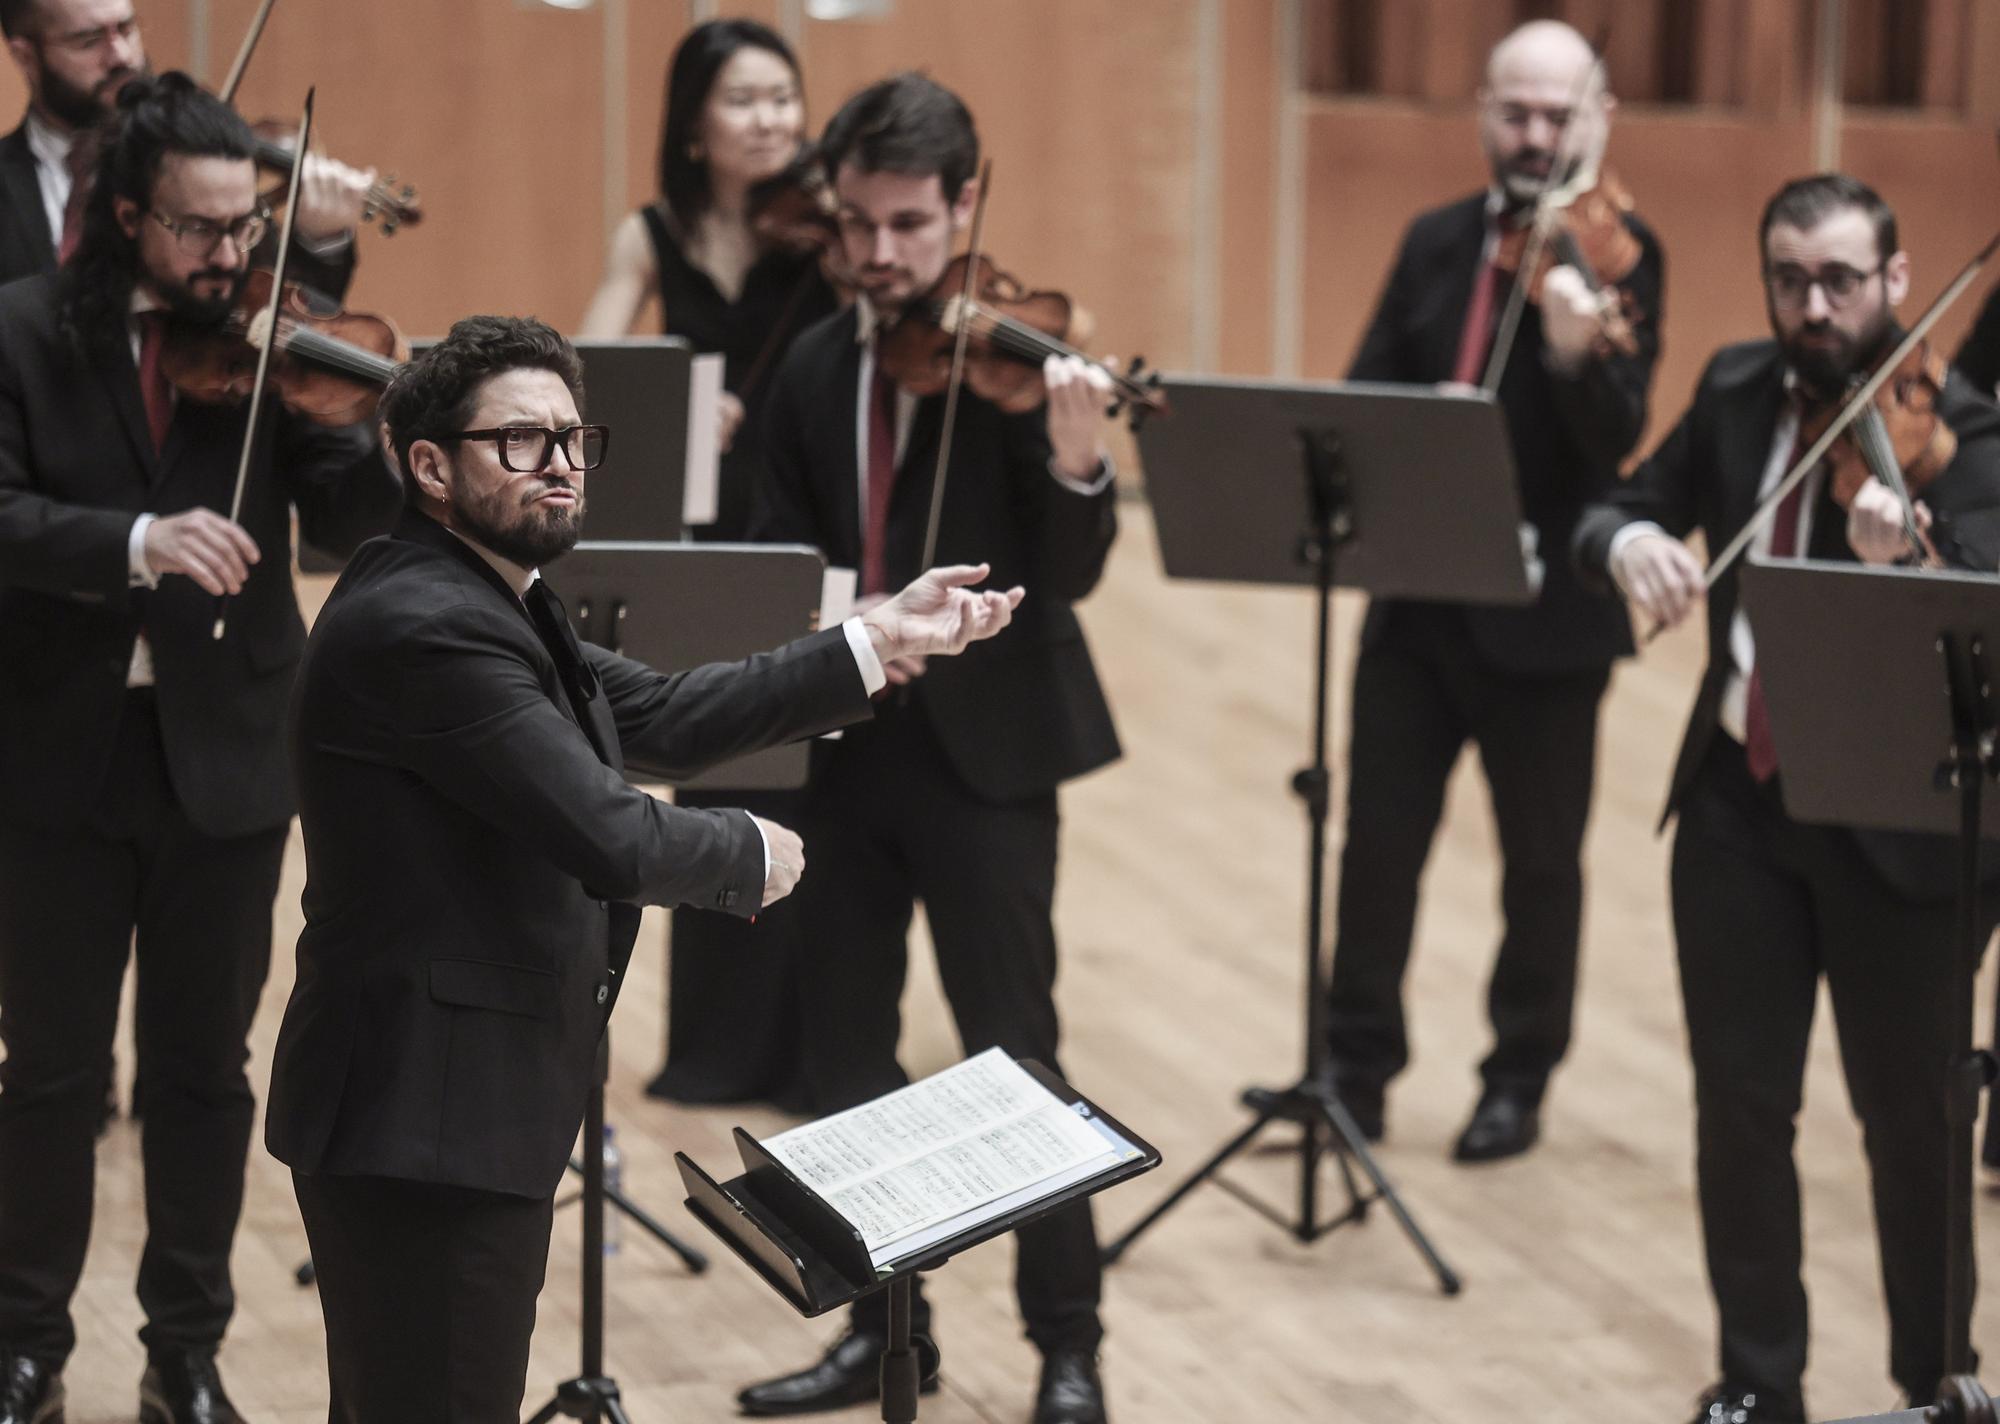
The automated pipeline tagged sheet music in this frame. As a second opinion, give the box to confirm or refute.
[680,353,724,527]
[762,1049,1131,1267]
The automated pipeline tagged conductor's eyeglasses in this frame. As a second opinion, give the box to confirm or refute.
[445,425,610,473]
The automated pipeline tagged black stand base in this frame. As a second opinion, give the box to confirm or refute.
[526,1377,634,1424]
[1100,1071,1459,1294]
[556,1157,710,1274]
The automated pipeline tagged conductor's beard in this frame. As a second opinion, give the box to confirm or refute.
[452,472,585,570]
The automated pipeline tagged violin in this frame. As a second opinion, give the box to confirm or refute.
[1492,168,1644,357]
[250,121,423,236]
[876,252,1168,426]
[747,154,852,286]
[1798,340,1956,565]
[160,267,405,426]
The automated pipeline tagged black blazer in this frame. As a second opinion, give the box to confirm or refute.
[0,118,359,296]
[0,272,400,838]
[1351,191,1665,674]
[0,124,56,286]
[750,306,1122,803]
[265,510,876,1197]
[1573,338,2000,899]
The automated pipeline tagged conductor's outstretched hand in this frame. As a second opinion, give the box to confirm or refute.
[860,564,1026,672]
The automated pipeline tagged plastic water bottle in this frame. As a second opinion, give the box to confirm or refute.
[601,1123,623,1255]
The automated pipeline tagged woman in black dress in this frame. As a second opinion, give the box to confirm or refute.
[581,18,838,1108]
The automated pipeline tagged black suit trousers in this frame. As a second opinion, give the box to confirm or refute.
[1672,736,1972,1418]
[0,690,285,1364]
[292,1171,553,1422]
[656,786,807,1109]
[793,699,1102,1355]
[1326,603,1609,1095]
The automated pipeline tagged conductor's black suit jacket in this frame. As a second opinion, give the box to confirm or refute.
[1573,338,2000,899]
[0,272,399,837]
[750,306,1121,802]
[1351,191,1664,673]
[264,510,876,1198]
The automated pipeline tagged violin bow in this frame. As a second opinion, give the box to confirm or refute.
[918,158,995,575]
[212,85,313,641]
[1481,33,1612,395]
[218,0,279,104]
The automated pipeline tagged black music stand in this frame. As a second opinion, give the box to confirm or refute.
[1742,558,2000,1424]
[675,1060,1159,1423]
[1104,377,1538,1291]
[524,543,829,1424]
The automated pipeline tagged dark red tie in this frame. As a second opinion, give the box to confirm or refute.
[861,366,898,596]
[1742,432,1811,782]
[56,134,94,265]
[1450,216,1519,386]
[136,312,173,453]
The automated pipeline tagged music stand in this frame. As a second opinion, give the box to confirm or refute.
[524,543,829,1424]
[1105,376,1538,1291]
[1741,558,2000,1424]
[675,1059,1159,1423]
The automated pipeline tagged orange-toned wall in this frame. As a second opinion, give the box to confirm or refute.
[4,0,1999,454]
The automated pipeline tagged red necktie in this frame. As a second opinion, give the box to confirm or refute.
[136,312,173,453]
[861,366,898,596]
[56,134,95,265]
[1742,431,1811,782]
[1450,216,1519,386]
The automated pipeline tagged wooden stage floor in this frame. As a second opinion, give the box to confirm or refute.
[57,506,1999,1421]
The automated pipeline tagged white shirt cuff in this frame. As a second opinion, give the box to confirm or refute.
[1607,519,1668,596]
[128,513,159,588]
[1049,454,1116,497]
[298,229,355,258]
[842,615,887,695]
[747,809,770,881]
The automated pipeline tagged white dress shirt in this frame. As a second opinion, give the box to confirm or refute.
[24,111,74,248]
[1609,382,1821,742]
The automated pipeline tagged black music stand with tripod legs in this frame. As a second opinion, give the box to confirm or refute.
[1742,560,2000,1424]
[525,542,834,1422]
[1103,377,1541,1289]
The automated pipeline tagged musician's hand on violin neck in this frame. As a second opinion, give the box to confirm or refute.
[1846,476,1933,565]
[143,508,262,597]
[1539,264,1606,372]
[1043,354,1114,481]
[292,153,380,242]
[1612,531,1704,630]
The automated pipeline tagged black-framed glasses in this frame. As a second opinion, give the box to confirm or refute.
[1764,262,1881,311]
[45,15,138,55]
[446,425,610,473]
[149,206,270,257]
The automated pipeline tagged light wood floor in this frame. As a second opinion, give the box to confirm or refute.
[59,506,2000,1422]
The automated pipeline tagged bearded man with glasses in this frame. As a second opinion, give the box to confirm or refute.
[0,73,401,1424]
[1575,174,2000,1424]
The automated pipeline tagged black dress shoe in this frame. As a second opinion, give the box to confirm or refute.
[1033,1349,1107,1424]
[138,1352,245,1424]
[0,1352,63,1424]
[736,1329,940,1416]
[1688,1385,1804,1423]
[1451,1088,1540,1163]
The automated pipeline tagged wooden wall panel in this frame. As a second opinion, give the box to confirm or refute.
[1219,0,1280,375]
[792,0,1203,374]
[203,0,609,337]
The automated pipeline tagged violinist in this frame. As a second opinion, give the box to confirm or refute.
[0,74,397,1424]
[738,73,1120,1424]
[576,17,837,1112]
[1317,19,1662,1165]
[0,0,378,292]
[1574,175,2000,1424]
